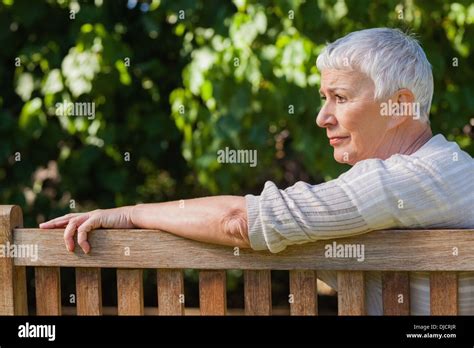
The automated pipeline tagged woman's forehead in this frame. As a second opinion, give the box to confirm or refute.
[320,69,373,90]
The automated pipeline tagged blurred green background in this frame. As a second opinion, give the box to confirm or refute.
[1,0,473,313]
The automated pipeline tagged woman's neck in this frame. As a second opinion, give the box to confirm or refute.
[376,123,433,160]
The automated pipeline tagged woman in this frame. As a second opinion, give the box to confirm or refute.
[40,28,474,315]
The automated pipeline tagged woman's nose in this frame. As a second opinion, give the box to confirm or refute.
[316,103,337,128]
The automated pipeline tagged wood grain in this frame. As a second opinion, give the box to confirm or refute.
[117,269,144,315]
[382,272,410,315]
[199,270,226,315]
[289,270,317,315]
[76,267,102,315]
[0,205,27,315]
[244,270,272,315]
[13,229,474,271]
[337,271,365,315]
[35,267,61,315]
[430,272,458,315]
[158,269,184,315]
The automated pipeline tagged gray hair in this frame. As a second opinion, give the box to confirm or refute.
[316,28,433,123]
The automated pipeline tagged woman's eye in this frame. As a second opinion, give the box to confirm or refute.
[335,95,346,103]
[320,95,326,101]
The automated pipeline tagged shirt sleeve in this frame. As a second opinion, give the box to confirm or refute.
[245,178,371,253]
[245,154,451,253]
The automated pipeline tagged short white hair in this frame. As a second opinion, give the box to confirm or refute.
[316,28,433,123]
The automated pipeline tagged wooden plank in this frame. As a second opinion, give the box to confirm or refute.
[382,272,410,315]
[76,268,102,315]
[289,270,317,315]
[244,270,271,315]
[117,269,144,315]
[13,228,474,271]
[337,271,365,315]
[0,205,28,315]
[430,272,458,315]
[157,269,184,315]
[35,267,61,315]
[199,270,226,315]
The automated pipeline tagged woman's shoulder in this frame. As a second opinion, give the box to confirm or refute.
[340,134,473,182]
[412,134,473,162]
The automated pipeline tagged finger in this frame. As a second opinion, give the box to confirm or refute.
[63,215,89,252]
[77,216,102,254]
[40,213,82,228]
[39,220,71,228]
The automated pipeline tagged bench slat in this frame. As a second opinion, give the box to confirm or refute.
[157,269,184,315]
[35,267,61,315]
[430,272,458,315]
[244,270,272,315]
[337,271,365,315]
[0,205,27,315]
[117,269,144,315]
[289,270,317,315]
[76,268,102,315]
[382,271,410,315]
[199,270,226,315]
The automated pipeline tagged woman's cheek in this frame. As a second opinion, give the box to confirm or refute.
[337,105,362,131]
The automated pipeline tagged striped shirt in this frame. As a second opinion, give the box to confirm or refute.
[245,134,474,315]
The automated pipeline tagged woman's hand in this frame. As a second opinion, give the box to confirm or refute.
[39,207,135,254]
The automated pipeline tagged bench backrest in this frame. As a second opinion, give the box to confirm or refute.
[1,205,472,315]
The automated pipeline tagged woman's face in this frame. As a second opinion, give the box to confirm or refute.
[316,69,391,165]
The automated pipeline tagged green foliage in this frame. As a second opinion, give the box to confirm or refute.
[1,0,473,227]
[1,0,473,312]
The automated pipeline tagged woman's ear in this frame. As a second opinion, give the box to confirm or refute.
[396,88,416,107]
[382,88,417,130]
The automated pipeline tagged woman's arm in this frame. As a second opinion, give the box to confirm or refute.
[40,196,250,253]
[131,196,250,248]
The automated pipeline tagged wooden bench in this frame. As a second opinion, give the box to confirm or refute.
[1,205,473,316]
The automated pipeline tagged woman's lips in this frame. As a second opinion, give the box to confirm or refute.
[329,136,349,146]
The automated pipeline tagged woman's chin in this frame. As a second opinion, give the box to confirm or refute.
[334,149,356,165]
